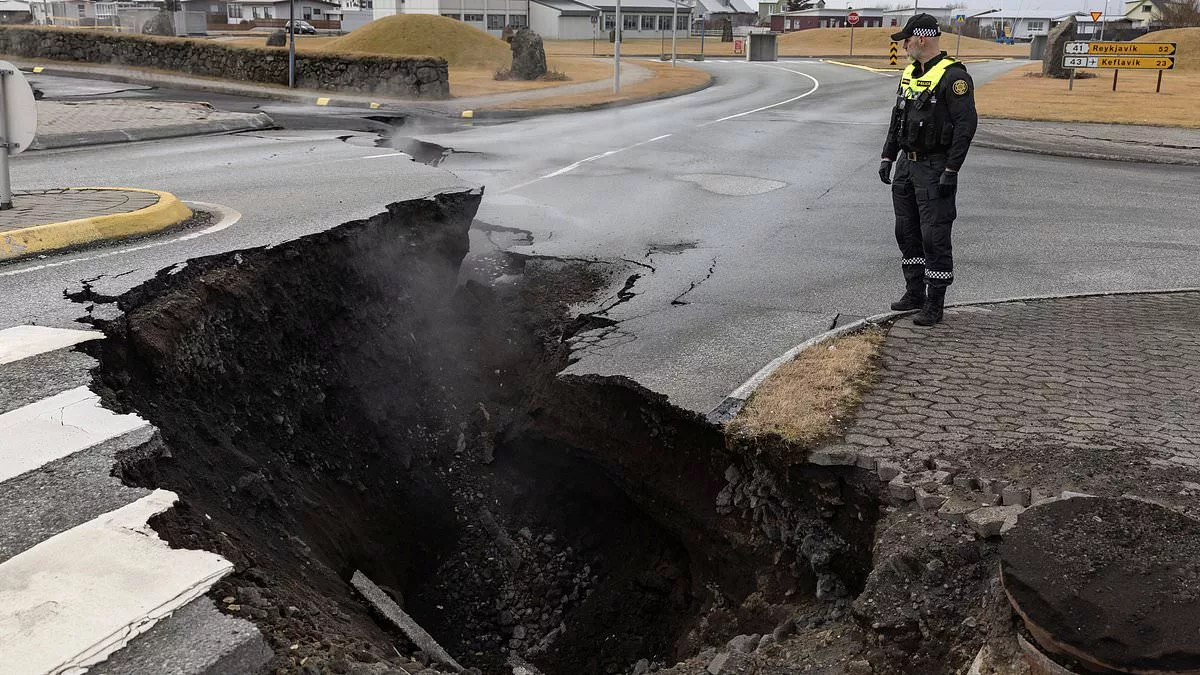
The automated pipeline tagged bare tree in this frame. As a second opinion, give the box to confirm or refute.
[1159,0,1200,26]
[785,0,814,11]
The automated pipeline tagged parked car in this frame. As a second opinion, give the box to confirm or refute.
[284,20,317,34]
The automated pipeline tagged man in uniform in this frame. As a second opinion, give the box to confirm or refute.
[879,13,978,326]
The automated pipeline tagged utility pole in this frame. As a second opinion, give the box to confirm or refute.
[671,0,678,65]
[1099,0,1108,40]
[614,0,621,92]
[288,0,296,88]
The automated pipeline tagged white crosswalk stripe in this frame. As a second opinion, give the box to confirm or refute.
[0,325,247,674]
[0,386,148,484]
[0,326,101,365]
[0,490,234,675]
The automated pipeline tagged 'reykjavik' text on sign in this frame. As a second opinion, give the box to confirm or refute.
[1062,55,1176,69]
[1064,41,1177,56]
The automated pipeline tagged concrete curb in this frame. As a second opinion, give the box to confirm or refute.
[0,188,193,261]
[708,286,1200,424]
[972,134,1200,166]
[29,114,276,151]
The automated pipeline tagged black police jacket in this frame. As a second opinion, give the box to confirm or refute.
[882,52,979,172]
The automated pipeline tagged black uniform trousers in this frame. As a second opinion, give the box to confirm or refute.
[891,154,956,290]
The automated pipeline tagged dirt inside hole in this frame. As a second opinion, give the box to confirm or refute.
[80,192,890,675]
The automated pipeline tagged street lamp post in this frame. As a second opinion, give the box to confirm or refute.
[288,0,296,88]
[671,0,678,65]
[614,0,621,92]
[957,8,999,57]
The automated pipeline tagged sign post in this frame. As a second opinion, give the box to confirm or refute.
[954,13,965,57]
[847,11,859,56]
[0,61,38,210]
[671,0,678,66]
[288,0,296,88]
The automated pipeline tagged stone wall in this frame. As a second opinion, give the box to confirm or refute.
[0,26,448,99]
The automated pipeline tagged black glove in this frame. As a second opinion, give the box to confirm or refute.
[879,160,893,185]
[937,170,957,198]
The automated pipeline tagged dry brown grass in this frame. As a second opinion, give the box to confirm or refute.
[326,15,511,68]
[977,62,1200,128]
[1135,27,1200,71]
[727,329,886,444]
[449,57,614,97]
[545,28,1028,58]
[481,58,710,111]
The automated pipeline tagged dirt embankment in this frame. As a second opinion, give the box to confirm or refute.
[79,191,1015,675]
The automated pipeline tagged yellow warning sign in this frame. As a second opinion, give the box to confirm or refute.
[889,41,898,66]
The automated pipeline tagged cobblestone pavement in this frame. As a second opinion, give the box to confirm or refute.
[816,292,1200,525]
[36,100,264,136]
[0,189,159,232]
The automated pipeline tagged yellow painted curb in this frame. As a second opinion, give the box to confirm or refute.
[822,59,902,73]
[0,188,192,261]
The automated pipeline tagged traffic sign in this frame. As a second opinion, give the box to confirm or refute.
[0,62,36,157]
[1089,10,1102,21]
[1063,55,1175,69]
[954,13,965,23]
[847,11,860,25]
[1064,40,1176,55]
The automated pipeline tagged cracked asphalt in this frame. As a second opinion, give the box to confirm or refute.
[4,61,1200,414]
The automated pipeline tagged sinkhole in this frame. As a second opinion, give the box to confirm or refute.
[78,190,882,674]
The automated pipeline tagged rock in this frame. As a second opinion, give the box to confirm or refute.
[887,474,916,501]
[847,660,873,675]
[1042,15,1076,78]
[141,11,175,36]
[966,505,1025,538]
[508,28,547,80]
[915,486,948,511]
[771,617,796,642]
[877,461,902,482]
[724,464,742,483]
[936,495,980,523]
[809,446,857,466]
[726,634,759,653]
[266,30,287,47]
[1002,485,1031,507]
[632,659,651,675]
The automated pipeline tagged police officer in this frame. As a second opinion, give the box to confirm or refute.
[879,13,978,326]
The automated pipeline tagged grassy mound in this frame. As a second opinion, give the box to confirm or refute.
[1136,27,1200,70]
[776,27,1024,56]
[325,15,511,68]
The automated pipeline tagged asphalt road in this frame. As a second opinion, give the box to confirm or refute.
[6,59,1200,413]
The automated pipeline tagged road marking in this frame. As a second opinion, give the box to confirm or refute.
[361,152,409,159]
[0,489,233,675]
[498,134,673,194]
[0,385,147,483]
[369,102,382,109]
[0,326,101,365]
[499,64,819,192]
[316,97,331,106]
[821,59,899,76]
[704,65,821,124]
[0,201,241,278]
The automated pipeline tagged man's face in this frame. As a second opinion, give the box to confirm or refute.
[904,36,924,60]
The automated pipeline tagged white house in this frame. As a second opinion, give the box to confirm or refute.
[972,12,1055,39]
[372,0,530,36]
[694,0,757,28]
[0,0,31,22]
[530,0,691,38]
[226,0,340,22]
[529,0,597,38]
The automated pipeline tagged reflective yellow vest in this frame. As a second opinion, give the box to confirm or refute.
[899,57,958,99]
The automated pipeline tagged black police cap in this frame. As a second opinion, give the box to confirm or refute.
[891,13,941,41]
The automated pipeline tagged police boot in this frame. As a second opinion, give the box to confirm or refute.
[890,276,926,311]
[912,286,946,327]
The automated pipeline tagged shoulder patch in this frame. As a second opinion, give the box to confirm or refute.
[952,79,969,96]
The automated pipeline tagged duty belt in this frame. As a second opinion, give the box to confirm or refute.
[904,151,946,161]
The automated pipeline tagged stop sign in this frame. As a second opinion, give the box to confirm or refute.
[847,11,860,25]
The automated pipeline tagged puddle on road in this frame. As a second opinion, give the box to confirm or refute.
[676,173,787,196]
